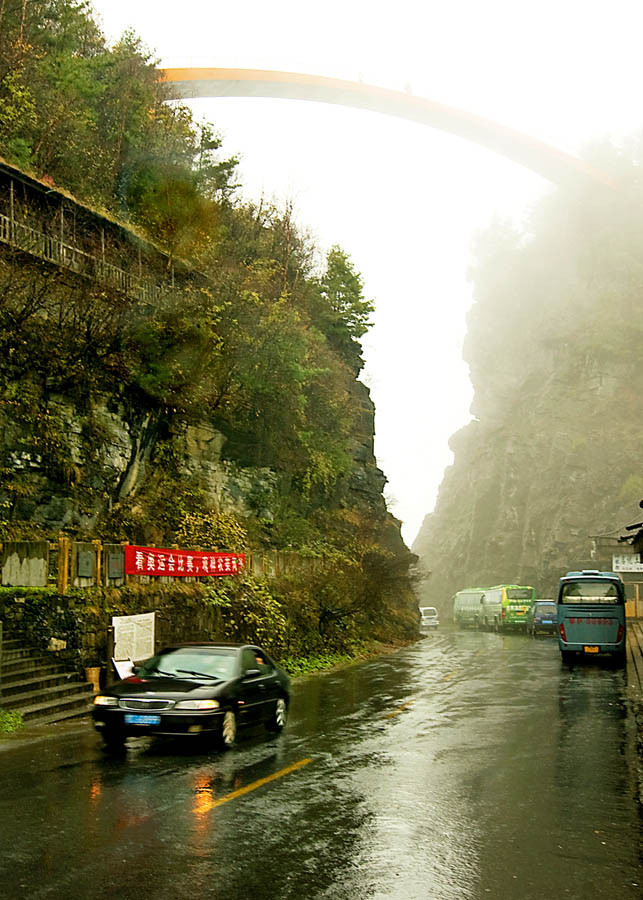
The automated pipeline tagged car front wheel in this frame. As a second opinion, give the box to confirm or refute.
[266,697,288,733]
[219,709,237,749]
[101,729,125,751]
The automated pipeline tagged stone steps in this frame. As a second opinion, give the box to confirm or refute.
[2,660,70,682]
[1,635,94,724]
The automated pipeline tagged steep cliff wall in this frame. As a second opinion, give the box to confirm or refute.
[1,379,399,552]
[413,161,643,607]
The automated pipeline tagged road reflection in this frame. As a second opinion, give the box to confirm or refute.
[0,630,640,899]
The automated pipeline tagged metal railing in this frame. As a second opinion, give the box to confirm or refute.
[0,213,164,303]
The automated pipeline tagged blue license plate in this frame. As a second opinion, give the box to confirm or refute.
[124,714,161,726]
[542,620,552,624]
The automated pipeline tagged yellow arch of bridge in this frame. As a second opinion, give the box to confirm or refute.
[159,67,612,190]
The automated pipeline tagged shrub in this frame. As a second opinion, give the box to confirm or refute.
[0,709,24,733]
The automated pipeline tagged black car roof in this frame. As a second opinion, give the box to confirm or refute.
[156,642,262,653]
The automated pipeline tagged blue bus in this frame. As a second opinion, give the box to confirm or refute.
[557,570,626,665]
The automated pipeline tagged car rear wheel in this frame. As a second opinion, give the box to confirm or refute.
[561,650,574,665]
[219,709,237,749]
[266,697,288,733]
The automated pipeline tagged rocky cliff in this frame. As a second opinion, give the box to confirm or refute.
[1,379,401,555]
[413,157,643,608]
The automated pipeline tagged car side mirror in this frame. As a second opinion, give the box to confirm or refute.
[244,668,261,679]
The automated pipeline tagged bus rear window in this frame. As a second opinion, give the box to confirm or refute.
[535,604,557,616]
[560,581,621,604]
[507,588,533,600]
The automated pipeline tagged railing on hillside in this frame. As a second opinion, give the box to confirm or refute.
[0,212,164,304]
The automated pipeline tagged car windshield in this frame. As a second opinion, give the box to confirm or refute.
[139,648,237,680]
[561,581,621,604]
[421,608,437,617]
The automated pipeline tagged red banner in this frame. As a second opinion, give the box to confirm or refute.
[124,545,245,577]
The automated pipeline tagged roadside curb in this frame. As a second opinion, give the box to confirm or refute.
[0,714,91,752]
[625,621,643,808]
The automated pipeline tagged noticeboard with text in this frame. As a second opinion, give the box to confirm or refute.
[112,611,155,662]
[612,553,643,573]
[124,545,245,577]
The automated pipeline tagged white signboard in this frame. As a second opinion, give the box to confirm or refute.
[612,554,643,573]
[112,611,155,661]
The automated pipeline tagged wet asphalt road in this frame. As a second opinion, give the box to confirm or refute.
[0,629,641,900]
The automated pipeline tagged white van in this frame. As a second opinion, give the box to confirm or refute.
[419,607,439,630]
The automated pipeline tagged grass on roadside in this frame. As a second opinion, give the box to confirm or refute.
[280,644,374,677]
[0,709,24,734]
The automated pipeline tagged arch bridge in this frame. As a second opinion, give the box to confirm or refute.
[159,67,612,190]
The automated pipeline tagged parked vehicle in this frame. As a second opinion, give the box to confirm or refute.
[92,643,291,749]
[557,570,626,665]
[528,600,557,635]
[481,584,536,632]
[453,588,486,628]
[419,606,439,630]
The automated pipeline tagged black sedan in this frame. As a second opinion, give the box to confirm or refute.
[92,643,290,749]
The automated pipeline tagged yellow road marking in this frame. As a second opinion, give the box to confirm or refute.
[385,699,415,719]
[441,671,458,681]
[210,757,313,808]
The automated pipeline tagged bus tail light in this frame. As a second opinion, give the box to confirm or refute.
[501,608,507,618]
[616,624,624,644]
[559,623,567,642]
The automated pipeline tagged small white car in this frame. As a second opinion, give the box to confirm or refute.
[419,607,439,630]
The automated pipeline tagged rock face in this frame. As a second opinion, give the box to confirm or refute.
[412,188,643,610]
[0,380,402,551]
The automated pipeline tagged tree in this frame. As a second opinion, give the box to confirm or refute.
[318,245,374,371]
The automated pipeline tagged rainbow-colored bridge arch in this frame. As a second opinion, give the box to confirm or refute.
[160,67,612,190]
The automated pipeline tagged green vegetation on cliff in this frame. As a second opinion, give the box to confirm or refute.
[0,1,418,651]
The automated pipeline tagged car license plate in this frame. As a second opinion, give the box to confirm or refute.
[542,620,552,624]
[124,713,161,726]
[583,646,599,654]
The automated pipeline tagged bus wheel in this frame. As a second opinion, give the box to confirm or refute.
[561,650,574,665]
[612,649,626,668]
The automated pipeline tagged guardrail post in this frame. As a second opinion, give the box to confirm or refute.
[107,625,115,683]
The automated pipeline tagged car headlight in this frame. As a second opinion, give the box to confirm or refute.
[174,699,220,710]
[93,695,118,706]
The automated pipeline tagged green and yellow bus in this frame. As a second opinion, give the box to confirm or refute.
[481,584,536,632]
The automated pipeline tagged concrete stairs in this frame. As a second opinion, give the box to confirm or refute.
[0,636,94,724]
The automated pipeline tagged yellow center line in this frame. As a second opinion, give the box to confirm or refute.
[385,699,415,719]
[210,757,313,807]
